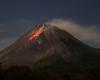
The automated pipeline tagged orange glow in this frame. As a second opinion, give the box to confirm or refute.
[29,26,45,41]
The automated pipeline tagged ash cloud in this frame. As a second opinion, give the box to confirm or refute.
[46,19,100,46]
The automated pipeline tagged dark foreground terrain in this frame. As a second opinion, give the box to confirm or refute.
[0,24,100,80]
[0,65,100,80]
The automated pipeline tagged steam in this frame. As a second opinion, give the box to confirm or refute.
[46,19,100,44]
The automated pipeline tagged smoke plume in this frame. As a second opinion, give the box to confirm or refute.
[46,19,100,45]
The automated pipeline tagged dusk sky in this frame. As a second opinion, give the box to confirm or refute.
[0,0,100,50]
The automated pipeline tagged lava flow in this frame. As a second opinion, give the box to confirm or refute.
[28,24,46,44]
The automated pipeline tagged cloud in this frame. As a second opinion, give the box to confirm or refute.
[0,19,33,38]
[0,37,17,51]
[46,19,100,47]
[0,19,33,50]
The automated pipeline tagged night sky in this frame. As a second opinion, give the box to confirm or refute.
[0,0,100,50]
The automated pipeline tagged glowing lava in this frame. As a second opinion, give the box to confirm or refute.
[28,24,46,44]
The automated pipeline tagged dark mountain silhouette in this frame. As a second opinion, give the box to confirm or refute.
[0,23,100,70]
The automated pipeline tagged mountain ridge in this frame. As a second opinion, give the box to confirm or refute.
[0,23,100,69]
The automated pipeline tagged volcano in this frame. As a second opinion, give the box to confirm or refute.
[0,23,100,71]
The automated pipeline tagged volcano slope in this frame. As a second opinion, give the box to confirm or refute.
[0,24,100,79]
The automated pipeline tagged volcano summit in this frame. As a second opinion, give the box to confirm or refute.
[0,24,100,71]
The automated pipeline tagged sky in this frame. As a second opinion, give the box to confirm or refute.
[0,0,100,50]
